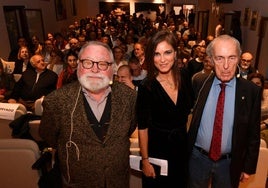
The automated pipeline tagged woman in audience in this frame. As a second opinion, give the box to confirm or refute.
[137,30,194,188]
[47,49,65,75]
[0,60,15,102]
[112,46,128,78]
[12,46,34,74]
[248,72,268,145]
[57,51,78,89]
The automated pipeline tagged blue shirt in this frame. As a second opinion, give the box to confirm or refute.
[195,77,236,154]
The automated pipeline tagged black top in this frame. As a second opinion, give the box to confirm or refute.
[137,68,193,186]
[10,68,58,101]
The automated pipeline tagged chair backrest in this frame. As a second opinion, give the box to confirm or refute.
[0,58,15,74]
[239,147,268,188]
[34,97,44,116]
[0,139,41,188]
[0,103,27,138]
[260,138,267,148]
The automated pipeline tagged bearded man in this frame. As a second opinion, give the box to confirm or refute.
[40,41,137,188]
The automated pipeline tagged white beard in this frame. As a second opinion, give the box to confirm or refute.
[78,72,112,93]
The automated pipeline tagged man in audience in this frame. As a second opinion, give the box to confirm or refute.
[128,56,147,86]
[41,39,55,64]
[133,42,146,69]
[117,65,136,90]
[8,54,58,112]
[237,51,258,79]
[192,54,214,99]
[187,45,206,78]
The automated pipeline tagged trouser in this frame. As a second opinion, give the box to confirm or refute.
[188,146,232,188]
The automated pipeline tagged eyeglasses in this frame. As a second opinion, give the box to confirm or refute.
[241,59,252,63]
[79,59,113,71]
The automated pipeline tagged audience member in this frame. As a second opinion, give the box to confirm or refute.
[177,40,191,67]
[0,60,15,102]
[41,39,55,64]
[8,36,28,62]
[12,46,34,74]
[137,30,193,188]
[192,54,214,99]
[133,42,146,69]
[53,33,68,51]
[39,41,137,187]
[237,51,258,79]
[8,54,58,111]
[247,72,268,145]
[117,64,136,90]
[187,45,206,78]
[30,35,43,55]
[47,49,65,75]
[57,51,78,89]
[112,46,128,77]
[188,35,261,188]
[64,37,80,56]
[128,56,147,86]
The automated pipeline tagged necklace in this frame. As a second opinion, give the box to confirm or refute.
[158,77,175,90]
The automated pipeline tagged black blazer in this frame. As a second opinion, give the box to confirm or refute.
[188,73,261,188]
[12,59,34,74]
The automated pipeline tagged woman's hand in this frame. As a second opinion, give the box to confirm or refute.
[141,159,156,178]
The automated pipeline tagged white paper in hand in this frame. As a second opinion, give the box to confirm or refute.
[129,155,168,176]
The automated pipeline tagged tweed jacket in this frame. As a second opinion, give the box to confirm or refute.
[188,73,261,188]
[40,81,137,188]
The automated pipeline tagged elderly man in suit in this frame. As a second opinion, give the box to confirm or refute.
[39,41,137,188]
[188,35,261,188]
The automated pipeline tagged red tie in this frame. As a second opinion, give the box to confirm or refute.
[209,83,226,161]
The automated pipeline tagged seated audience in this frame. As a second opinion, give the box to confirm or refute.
[128,56,147,86]
[117,65,136,90]
[47,49,65,75]
[8,54,58,111]
[192,54,214,99]
[112,46,128,77]
[238,52,258,79]
[187,45,206,78]
[8,36,28,62]
[12,46,34,74]
[133,42,146,69]
[30,35,43,55]
[247,72,268,145]
[41,39,54,64]
[0,60,15,102]
[57,51,78,89]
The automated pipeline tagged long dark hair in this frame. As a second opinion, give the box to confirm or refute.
[247,72,265,100]
[145,30,180,89]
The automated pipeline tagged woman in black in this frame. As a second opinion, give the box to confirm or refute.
[137,30,194,187]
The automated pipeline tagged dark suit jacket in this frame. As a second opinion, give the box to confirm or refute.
[12,59,34,74]
[40,81,137,188]
[188,73,261,188]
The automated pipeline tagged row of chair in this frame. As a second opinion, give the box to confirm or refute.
[0,100,43,188]
[1,101,267,188]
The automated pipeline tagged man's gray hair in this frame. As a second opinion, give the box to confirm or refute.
[206,35,242,57]
[78,41,114,63]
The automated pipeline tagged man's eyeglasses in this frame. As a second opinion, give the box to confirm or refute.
[241,59,252,63]
[79,59,113,71]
